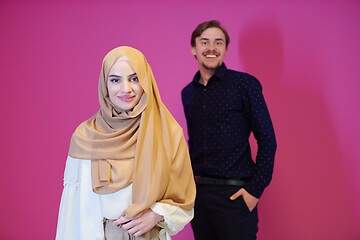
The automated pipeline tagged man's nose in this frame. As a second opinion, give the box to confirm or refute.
[208,42,216,50]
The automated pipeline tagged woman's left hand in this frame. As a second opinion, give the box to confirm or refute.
[113,209,164,237]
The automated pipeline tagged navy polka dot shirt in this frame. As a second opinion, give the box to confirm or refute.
[181,63,277,198]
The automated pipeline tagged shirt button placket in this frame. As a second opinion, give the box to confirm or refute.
[202,87,207,109]
[201,86,207,155]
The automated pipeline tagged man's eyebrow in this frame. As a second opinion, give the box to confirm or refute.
[199,37,224,41]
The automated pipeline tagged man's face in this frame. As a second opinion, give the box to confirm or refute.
[191,27,227,72]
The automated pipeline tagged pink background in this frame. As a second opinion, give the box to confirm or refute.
[0,0,359,239]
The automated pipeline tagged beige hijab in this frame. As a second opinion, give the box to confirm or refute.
[68,46,195,218]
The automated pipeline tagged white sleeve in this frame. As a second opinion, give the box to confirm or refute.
[56,156,104,240]
[150,202,194,236]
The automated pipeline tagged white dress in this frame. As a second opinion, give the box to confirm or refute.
[56,156,194,240]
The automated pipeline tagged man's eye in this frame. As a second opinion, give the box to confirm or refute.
[202,41,207,45]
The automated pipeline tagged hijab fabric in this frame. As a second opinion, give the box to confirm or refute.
[68,46,195,218]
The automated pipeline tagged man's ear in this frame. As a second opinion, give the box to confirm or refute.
[191,47,197,59]
[191,47,196,56]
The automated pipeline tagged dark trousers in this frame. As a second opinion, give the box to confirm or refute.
[191,184,259,240]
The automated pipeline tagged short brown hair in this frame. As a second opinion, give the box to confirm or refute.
[191,20,230,48]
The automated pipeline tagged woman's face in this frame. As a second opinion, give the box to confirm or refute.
[107,60,144,112]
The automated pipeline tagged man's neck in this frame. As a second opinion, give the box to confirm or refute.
[199,68,216,86]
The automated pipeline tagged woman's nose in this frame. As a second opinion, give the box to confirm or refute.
[120,81,131,93]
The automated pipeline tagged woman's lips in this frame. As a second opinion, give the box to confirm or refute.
[118,95,135,102]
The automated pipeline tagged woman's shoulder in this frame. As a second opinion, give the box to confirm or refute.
[162,108,183,136]
[71,114,97,135]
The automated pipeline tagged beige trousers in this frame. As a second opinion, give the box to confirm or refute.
[104,218,161,240]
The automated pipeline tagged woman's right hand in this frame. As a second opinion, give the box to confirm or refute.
[113,209,164,237]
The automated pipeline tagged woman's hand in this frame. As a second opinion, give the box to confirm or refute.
[113,209,164,237]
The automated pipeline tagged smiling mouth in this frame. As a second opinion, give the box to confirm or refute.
[118,96,135,102]
[205,54,217,58]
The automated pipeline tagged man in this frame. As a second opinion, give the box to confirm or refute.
[181,20,277,240]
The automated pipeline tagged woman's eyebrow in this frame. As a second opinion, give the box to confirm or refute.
[128,73,137,77]
[109,74,121,78]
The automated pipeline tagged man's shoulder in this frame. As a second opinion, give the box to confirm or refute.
[226,68,254,80]
[181,81,195,96]
[225,69,262,89]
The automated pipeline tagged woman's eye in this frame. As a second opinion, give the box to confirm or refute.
[110,78,119,83]
[130,76,139,82]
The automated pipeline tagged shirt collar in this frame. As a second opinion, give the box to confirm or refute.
[192,63,227,85]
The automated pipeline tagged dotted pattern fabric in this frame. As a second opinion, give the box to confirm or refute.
[181,63,277,198]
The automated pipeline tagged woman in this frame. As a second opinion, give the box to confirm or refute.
[56,46,196,240]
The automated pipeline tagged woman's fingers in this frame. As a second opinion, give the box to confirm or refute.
[112,209,163,236]
[113,216,131,225]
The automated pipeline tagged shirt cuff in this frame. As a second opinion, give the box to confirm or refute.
[150,202,194,235]
[244,180,265,199]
